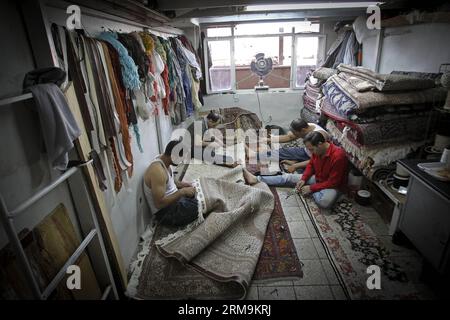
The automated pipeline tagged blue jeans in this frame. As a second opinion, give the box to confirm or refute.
[258,147,310,162]
[257,175,339,209]
[277,147,310,162]
[155,197,198,227]
[259,147,310,173]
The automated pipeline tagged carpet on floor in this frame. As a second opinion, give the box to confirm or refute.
[125,166,274,300]
[252,187,304,281]
[300,196,424,300]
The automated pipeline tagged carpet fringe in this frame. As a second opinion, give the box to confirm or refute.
[125,225,155,298]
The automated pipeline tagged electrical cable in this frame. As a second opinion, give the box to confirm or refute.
[256,89,272,124]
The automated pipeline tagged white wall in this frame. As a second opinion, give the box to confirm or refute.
[362,23,450,73]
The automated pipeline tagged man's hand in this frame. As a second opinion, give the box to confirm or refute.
[181,186,196,198]
[300,185,312,195]
[281,160,296,166]
[286,165,297,173]
[295,180,305,192]
[177,181,193,188]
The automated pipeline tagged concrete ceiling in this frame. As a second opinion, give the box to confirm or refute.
[157,0,386,27]
[157,0,383,11]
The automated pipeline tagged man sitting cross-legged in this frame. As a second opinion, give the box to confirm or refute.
[243,131,348,209]
[247,119,328,173]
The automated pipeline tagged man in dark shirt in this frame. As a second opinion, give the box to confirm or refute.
[186,110,237,166]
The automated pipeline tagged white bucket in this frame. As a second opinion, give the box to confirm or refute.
[433,134,450,152]
[441,147,450,170]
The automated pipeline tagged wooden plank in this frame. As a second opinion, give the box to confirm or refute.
[64,83,127,292]
[34,203,102,299]
[0,204,101,299]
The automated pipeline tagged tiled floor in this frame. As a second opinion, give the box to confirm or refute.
[246,187,434,300]
[247,187,349,300]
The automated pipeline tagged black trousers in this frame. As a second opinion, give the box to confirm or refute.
[155,197,199,227]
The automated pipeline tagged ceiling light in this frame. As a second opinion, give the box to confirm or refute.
[245,2,383,12]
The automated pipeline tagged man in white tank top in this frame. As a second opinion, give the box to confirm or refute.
[143,139,198,227]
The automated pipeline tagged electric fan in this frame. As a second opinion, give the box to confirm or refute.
[250,53,273,90]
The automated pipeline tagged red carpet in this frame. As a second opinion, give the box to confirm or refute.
[253,187,303,281]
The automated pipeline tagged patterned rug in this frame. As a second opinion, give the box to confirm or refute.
[126,166,274,300]
[126,224,243,299]
[183,163,303,282]
[299,196,424,300]
[252,187,303,281]
[219,107,262,131]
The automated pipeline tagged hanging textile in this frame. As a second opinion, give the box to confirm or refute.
[89,150,108,191]
[104,40,143,154]
[64,29,94,133]
[140,32,155,54]
[97,32,140,90]
[101,41,134,176]
[170,37,194,117]
[84,37,116,140]
[27,83,81,170]
[117,33,149,84]
[161,38,186,124]
[177,37,202,80]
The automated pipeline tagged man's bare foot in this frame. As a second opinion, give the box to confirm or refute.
[220,161,239,168]
[242,168,258,185]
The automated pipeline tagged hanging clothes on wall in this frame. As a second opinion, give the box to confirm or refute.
[52,24,203,193]
[97,32,140,91]
[161,38,186,125]
[170,37,193,117]
[176,38,202,111]
[64,29,94,135]
[97,32,143,154]
[152,36,170,116]
[101,42,134,177]
[26,83,81,170]
[196,31,208,103]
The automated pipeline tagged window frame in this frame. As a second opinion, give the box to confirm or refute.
[293,33,327,89]
[204,22,326,94]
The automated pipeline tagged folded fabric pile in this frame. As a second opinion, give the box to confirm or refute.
[301,26,359,124]
[321,64,447,178]
[302,67,337,123]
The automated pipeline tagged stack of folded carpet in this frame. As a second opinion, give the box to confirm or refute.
[302,67,337,123]
[321,64,446,178]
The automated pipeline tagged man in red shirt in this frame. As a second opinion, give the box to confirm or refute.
[242,131,348,209]
[296,131,348,208]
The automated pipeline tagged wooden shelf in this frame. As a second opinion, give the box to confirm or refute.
[63,0,171,27]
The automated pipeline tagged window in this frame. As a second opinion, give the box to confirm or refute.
[234,21,319,35]
[206,27,232,37]
[208,40,232,92]
[295,36,320,87]
[234,37,291,90]
[204,22,324,92]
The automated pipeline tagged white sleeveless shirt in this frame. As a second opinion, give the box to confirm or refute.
[143,157,178,214]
